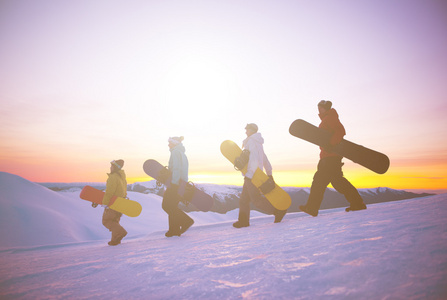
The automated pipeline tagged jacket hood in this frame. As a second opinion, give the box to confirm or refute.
[170,143,186,154]
[319,108,339,121]
[243,132,264,147]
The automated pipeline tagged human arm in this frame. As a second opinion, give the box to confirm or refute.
[330,121,346,146]
[245,147,259,179]
[102,175,117,206]
[263,153,273,176]
[170,151,182,185]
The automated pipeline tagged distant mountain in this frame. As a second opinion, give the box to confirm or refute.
[41,180,434,214]
[286,186,434,213]
[128,181,242,213]
[40,182,106,191]
[127,181,434,214]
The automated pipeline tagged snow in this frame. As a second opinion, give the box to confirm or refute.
[0,172,264,249]
[1,171,447,299]
[195,183,244,203]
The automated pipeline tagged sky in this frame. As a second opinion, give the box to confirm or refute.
[1,0,446,191]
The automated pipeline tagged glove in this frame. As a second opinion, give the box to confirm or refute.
[170,184,179,194]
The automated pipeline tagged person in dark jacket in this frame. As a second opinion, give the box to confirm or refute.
[162,136,194,237]
[299,101,366,217]
[103,159,128,246]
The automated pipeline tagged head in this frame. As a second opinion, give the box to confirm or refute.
[110,159,124,173]
[318,100,332,114]
[245,123,258,137]
[168,136,184,149]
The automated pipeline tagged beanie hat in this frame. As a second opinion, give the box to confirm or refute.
[111,159,124,169]
[168,136,184,146]
[245,123,258,133]
[318,100,332,110]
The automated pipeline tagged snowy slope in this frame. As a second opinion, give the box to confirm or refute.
[0,172,265,249]
[0,172,108,248]
[0,171,435,250]
[0,193,446,299]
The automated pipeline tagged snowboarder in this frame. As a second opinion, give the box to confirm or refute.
[299,100,367,217]
[102,159,128,246]
[162,136,194,237]
[233,124,287,228]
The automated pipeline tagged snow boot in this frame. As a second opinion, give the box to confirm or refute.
[274,209,287,223]
[108,230,127,246]
[233,220,250,228]
[299,205,318,217]
[180,218,194,235]
[345,203,367,212]
[165,230,181,237]
[233,213,250,228]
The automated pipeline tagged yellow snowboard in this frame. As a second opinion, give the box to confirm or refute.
[80,186,142,217]
[220,140,291,210]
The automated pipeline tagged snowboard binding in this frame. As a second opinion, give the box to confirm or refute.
[234,149,250,171]
[181,181,195,205]
[259,176,276,195]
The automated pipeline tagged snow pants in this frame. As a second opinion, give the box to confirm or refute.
[102,208,127,242]
[162,185,193,233]
[305,156,364,213]
[238,177,278,222]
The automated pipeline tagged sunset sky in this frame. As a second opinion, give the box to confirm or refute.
[1,0,446,192]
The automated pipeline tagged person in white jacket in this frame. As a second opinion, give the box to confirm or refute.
[233,124,287,228]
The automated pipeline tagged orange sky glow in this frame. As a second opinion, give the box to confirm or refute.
[1,0,446,193]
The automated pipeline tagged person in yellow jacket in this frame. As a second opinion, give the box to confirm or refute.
[102,159,128,246]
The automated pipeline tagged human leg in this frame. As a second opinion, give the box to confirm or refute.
[162,187,181,236]
[233,178,251,228]
[102,208,127,245]
[300,158,332,216]
[244,178,287,223]
[329,160,366,212]
[162,186,195,236]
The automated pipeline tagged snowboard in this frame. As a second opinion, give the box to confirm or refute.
[142,159,214,212]
[220,140,291,211]
[79,185,142,217]
[289,119,390,174]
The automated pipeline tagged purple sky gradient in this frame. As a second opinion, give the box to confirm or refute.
[1,0,446,188]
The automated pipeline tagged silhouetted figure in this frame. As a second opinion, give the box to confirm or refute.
[103,159,128,246]
[233,123,287,228]
[299,101,366,217]
[162,136,194,237]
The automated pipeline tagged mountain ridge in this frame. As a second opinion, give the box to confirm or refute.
[41,178,435,213]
